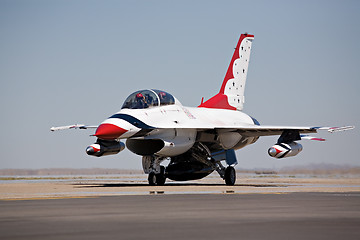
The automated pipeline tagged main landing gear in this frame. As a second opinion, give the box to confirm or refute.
[142,154,237,186]
[215,161,236,186]
[224,166,236,186]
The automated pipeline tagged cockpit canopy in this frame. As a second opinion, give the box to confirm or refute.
[121,89,176,109]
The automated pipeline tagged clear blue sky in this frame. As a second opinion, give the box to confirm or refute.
[1,0,359,170]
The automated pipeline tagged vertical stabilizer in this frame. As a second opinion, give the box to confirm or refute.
[199,33,254,110]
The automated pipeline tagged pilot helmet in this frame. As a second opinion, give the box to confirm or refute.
[136,93,144,99]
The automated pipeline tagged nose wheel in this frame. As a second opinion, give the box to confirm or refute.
[148,166,166,186]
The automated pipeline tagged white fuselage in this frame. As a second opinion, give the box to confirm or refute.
[98,100,258,157]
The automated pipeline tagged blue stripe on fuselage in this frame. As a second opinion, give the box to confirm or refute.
[109,113,155,129]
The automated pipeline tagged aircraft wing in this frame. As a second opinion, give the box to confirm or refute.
[213,125,354,138]
[50,119,354,143]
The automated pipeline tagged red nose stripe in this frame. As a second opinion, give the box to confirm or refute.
[94,123,128,140]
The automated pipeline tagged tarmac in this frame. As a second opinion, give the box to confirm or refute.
[0,175,360,239]
[1,193,360,240]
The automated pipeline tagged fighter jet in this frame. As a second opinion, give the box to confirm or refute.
[51,33,354,186]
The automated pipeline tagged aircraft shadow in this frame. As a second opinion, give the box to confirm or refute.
[73,183,288,188]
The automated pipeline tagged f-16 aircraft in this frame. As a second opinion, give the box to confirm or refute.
[51,33,354,186]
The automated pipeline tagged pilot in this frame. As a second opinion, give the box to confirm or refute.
[158,91,167,104]
[135,93,148,109]
[158,91,174,105]
[159,91,166,98]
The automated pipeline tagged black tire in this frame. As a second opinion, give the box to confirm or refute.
[155,166,166,186]
[155,173,166,186]
[224,166,236,186]
[148,172,157,186]
[160,166,165,175]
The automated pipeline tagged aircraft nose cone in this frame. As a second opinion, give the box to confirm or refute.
[94,123,128,140]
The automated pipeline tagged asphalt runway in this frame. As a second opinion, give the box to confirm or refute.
[1,192,359,240]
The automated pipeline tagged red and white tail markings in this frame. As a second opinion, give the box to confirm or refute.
[199,33,254,111]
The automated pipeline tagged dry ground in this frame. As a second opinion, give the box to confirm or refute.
[1,174,359,200]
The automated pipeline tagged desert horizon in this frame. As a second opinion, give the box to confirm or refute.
[0,163,359,176]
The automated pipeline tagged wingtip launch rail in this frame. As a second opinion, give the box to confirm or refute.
[50,124,97,131]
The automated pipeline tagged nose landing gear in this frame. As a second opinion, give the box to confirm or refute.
[143,156,167,186]
[148,166,166,186]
